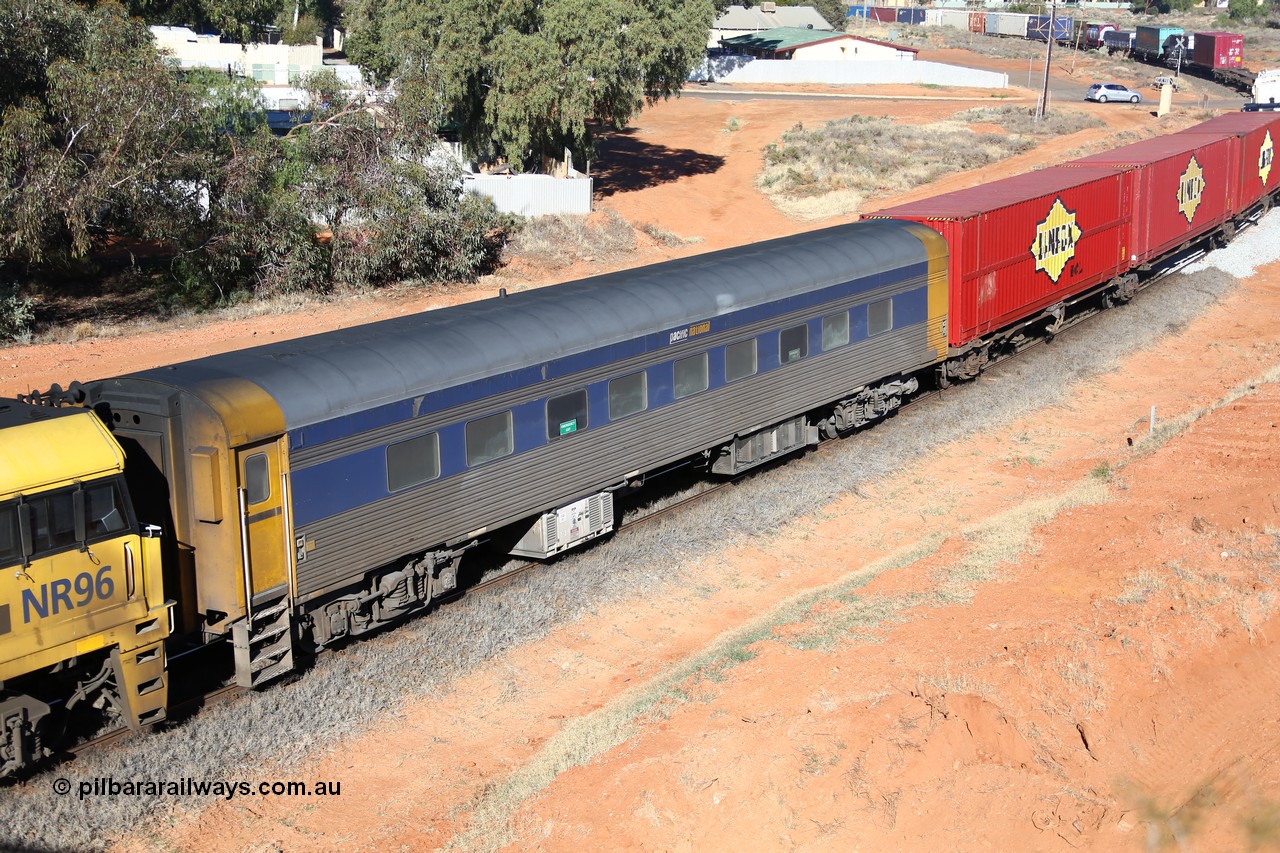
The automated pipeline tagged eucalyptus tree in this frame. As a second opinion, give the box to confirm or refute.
[346,0,716,171]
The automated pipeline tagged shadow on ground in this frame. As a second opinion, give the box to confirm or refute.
[591,127,725,198]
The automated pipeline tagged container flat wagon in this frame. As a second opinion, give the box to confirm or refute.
[865,165,1134,351]
[1174,112,1280,214]
[1066,134,1239,264]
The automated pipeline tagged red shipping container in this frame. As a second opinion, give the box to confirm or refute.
[865,166,1133,349]
[1175,111,1280,211]
[869,7,897,23]
[1192,31,1244,70]
[969,12,985,32]
[1066,134,1238,264]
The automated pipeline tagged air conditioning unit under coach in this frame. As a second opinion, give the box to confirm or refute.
[511,492,615,559]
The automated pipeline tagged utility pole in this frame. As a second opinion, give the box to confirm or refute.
[1036,0,1055,119]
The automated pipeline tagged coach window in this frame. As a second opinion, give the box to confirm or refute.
[725,339,757,383]
[245,453,270,504]
[387,433,440,491]
[609,372,648,420]
[466,411,514,467]
[822,311,850,350]
[779,324,808,364]
[869,298,893,336]
[547,390,588,439]
[674,353,709,400]
[0,503,20,567]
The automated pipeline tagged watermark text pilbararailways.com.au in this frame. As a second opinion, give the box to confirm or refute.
[53,776,342,800]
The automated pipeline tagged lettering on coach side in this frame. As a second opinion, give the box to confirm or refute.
[1177,155,1205,224]
[667,320,711,345]
[1030,197,1082,284]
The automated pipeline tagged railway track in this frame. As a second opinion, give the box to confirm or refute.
[55,223,1229,771]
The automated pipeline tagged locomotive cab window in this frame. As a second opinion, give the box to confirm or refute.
[83,481,129,536]
[673,353,709,400]
[822,311,850,350]
[466,411,514,467]
[725,339,757,383]
[547,390,588,439]
[780,324,808,364]
[609,372,648,420]
[244,453,271,504]
[387,433,440,491]
[869,298,893,336]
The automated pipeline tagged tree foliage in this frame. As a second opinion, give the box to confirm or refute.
[0,0,198,263]
[1,0,510,309]
[346,0,716,171]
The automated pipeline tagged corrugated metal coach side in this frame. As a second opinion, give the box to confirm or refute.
[88,220,952,688]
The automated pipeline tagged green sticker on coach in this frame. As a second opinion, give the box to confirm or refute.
[559,419,578,435]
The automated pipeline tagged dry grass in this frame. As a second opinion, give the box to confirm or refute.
[757,108,1101,220]
[501,210,637,270]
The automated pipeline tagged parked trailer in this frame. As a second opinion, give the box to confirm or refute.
[1174,112,1280,212]
[986,12,1031,39]
[1134,25,1183,60]
[1066,134,1238,264]
[866,165,1134,350]
[1028,15,1073,43]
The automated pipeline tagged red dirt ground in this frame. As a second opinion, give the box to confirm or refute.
[13,48,1278,853]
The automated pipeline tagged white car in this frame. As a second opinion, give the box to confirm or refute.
[1086,83,1142,104]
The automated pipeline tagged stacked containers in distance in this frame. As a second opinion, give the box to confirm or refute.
[931,8,973,29]
[864,166,1133,349]
[1134,25,1183,59]
[1192,32,1244,70]
[986,13,1031,38]
[869,7,897,23]
[969,11,986,32]
[895,8,926,25]
[1174,112,1280,212]
[1064,134,1237,265]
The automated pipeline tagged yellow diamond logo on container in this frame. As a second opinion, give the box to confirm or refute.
[1177,155,1205,224]
[1030,197,1081,283]
[1261,130,1274,186]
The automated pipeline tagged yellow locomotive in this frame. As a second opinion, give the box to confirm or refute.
[0,398,171,777]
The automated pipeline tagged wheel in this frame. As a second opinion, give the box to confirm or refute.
[1130,95,1139,103]
[1098,95,1108,103]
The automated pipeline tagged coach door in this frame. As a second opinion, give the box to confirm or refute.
[236,440,291,605]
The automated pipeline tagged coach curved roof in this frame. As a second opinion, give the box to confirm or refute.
[127,219,931,430]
